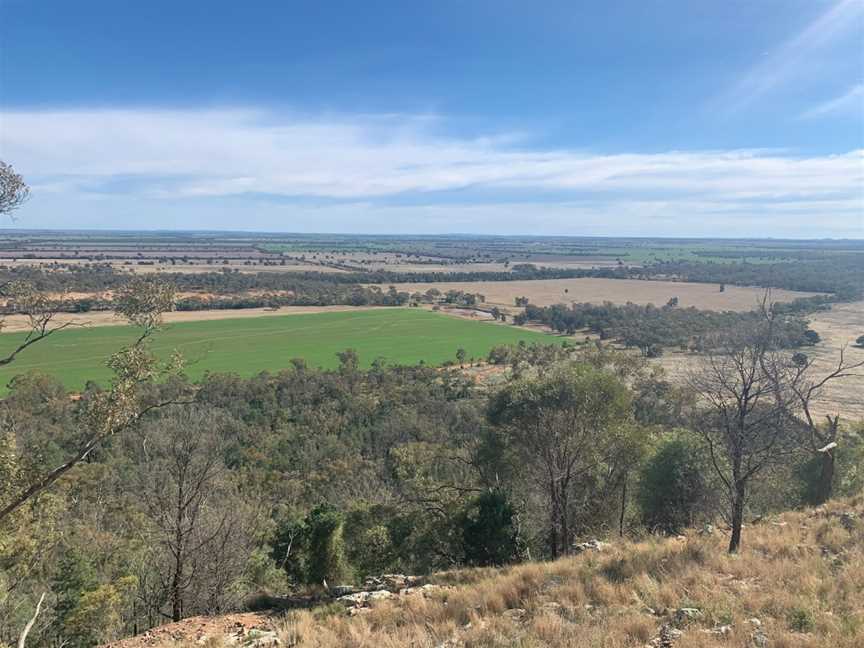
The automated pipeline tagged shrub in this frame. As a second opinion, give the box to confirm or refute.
[304,505,353,586]
[459,489,520,567]
[638,433,715,534]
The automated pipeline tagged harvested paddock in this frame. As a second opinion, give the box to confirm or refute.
[379,278,819,312]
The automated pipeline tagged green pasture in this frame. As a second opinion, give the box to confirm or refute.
[0,308,558,391]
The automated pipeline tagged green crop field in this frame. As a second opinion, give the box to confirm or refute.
[0,308,559,391]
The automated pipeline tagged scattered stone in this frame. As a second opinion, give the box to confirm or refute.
[225,630,280,647]
[648,624,683,647]
[540,602,564,615]
[572,539,609,554]
[748,618,762,628]
[336,590,395,609]
[330,585,355,597]
[839,512,857,531]
[502,608,527,622]
[701,624,732,637]
[752,630,769,648]
[670,607,703,628]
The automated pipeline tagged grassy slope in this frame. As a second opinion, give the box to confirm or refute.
[0,308,557,391]
[108,498,863,648]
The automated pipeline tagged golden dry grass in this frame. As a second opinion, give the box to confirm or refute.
[378,278,819,313]
[126,497,863,648]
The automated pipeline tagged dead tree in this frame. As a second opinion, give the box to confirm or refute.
[689,305,800,553]
[690,297,862,551]
[781,347,864,504]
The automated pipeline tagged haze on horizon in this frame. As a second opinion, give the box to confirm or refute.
[1,0,862,238]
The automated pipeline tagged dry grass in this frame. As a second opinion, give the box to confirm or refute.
[378,278,819,313]
[117,497,863,648]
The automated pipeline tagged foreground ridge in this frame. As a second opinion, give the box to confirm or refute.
[103,498,863,648]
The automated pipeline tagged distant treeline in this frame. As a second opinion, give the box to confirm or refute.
[514,300,821,356]
[1,251,860,305]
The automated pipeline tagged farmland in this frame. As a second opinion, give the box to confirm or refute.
[0,307,558,391]
[3,232,861,278]
[379,277,821,312]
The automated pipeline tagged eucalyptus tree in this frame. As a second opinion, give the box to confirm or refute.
[488,364,634,558]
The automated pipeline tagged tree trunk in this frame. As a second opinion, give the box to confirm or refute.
[548,483,560,559]
[728,482,745,553]
[619,475,628,537]
[559,488,570,554]
[814,451,835,505]
[171,565,183,622]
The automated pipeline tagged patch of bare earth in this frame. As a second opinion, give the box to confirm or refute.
[0,305,385,333]
[100,612,276,648]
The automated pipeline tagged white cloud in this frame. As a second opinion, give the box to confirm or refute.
[801,83,864,118]
[723,0,864,111]
[0,107,862,236]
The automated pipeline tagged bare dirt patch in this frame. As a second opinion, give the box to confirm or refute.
[382,278,819,312]
[0,305,383,332]
[100,612,277,648]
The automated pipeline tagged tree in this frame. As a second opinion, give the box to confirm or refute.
[0,161,30,216]
[456,347,467,366]
[686,300,860,551]
[688,310,796,553]
[132,406,250,622]
[488,364,632,557]
[459,489,519,566]
[638,434,716,534]
[303,505,353,586]
[0,279,182,524]
[778,346,864,505]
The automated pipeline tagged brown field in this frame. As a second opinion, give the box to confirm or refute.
[657,300,864,419]
[0,305,383,332]
[380,278,820,312]
[307,251,625,273]
[0,258,347,275]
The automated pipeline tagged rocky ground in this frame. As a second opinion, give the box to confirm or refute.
[103,499,863,648]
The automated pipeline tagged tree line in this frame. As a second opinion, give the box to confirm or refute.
[512,300,821,356]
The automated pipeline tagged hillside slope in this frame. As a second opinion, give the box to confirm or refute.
[105,498,863,648]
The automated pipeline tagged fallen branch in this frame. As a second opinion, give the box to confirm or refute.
[17,591,45,648]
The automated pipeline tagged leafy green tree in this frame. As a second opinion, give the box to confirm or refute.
[456,347,467,366]
[459,489,520,566]
[488,364,632,557]
[303,505,353,586]
[638,434,716,534]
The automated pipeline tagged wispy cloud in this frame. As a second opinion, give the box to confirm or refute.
[801,83,864,119]
[723,0,864,112]
[1,108,862,236]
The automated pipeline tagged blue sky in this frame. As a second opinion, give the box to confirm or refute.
[1,0,862,237]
